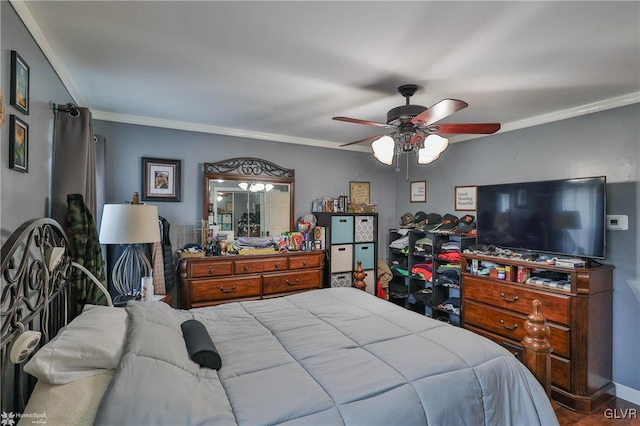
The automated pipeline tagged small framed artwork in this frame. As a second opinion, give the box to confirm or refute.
[349,181,370,205]
[410,181,426,203]
[141,157,182,202]
[455,185,477,211]
[9,115,28,173]
[10,51,30,115]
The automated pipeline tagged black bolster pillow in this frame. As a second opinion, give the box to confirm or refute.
[181,319,222,370]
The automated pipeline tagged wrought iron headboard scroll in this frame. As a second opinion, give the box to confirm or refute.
[1,218,78,414]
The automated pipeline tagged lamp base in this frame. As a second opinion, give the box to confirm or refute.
[112,244,152,299]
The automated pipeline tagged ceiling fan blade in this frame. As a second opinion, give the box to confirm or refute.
[339,134,386,147]
[411,99,468,126]
[333,116,396,129]
[433,123,501,134]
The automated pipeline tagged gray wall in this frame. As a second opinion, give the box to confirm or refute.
[2,0,638,400]
[92,120,397,255]
[396,103,640,393]
[1,2,74,240]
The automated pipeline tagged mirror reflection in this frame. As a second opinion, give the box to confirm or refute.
[204,158,295,240]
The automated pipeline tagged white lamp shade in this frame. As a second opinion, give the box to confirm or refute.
[371,135,395,165]
[99,204,160,244]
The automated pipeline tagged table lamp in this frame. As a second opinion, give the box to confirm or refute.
[99,202,160,303]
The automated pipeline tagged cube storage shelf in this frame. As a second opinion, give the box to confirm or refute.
[315,213,377,295]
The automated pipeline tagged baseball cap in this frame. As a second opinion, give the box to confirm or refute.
[457,214,476,233]
[399,212,415,228]
[432,213,459,230]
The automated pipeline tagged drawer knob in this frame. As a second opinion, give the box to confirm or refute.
[500,319,518,331]
[209,268,216,273]
[219,285,237,293]
[500,292,519,303]
[286,278,300,286]
[243,265,249,271]
[275,263,280,268]
[302,261,307,266]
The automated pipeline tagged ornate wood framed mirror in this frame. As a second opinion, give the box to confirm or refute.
[203,158,295,239]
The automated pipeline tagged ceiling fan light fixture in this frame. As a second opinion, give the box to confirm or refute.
[417,135,449,164]
[424,134,449,152]
[371,135,395,165]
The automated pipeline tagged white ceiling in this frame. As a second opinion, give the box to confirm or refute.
[13,1,640,152]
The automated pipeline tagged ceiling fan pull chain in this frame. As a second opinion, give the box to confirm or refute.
[405,154,409,182]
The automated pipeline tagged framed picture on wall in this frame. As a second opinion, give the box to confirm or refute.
[410,181,426,203]
[9,115,28,173]
[349,181,370,205]
[455,185,477,211]
[10,51,30,115]
[141,157,182,202]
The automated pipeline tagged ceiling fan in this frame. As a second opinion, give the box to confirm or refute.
[333,84,501,165]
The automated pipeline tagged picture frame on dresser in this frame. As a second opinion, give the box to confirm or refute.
[9,115,28,173]
[141,157,182,202]
[10,50,30,115]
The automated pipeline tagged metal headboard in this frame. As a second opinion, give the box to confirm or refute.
[0,218,105,414]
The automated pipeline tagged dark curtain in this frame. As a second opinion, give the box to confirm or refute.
[51,107,97,225]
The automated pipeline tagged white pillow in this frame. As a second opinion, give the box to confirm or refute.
[24,305,128,384]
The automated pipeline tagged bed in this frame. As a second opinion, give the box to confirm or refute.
[1,218,558,425]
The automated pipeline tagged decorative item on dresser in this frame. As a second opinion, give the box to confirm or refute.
[178,251,324,308]
[460,252,614,413]
[314,212,378,294]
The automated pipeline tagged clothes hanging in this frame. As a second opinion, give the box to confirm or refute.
[66,193,108,310]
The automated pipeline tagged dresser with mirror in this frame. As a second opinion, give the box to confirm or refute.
[179,158,325,308]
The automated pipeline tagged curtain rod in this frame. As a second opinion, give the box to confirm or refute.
[49,101,79,117]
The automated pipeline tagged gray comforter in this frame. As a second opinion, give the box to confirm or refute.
[95,288,558,425]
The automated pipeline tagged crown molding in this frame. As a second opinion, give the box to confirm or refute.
[452,92,640,144]
[12,0,639,151]
[92,110,372,152]
[10,0,84,105]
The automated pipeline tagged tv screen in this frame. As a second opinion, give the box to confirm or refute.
[476,177,606,259]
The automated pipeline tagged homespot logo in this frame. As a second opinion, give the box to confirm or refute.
[1,412,47,425]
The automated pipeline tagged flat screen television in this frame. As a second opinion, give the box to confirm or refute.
[476,176,606,259]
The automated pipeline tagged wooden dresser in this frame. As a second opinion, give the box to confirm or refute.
[178,251,325,309]
[460,253,614,414]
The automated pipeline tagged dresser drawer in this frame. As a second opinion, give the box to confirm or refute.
[464,276,570,325]
[464,325,571,391]
[191,276,261,302]
[288,252,324,269]
[234,257,287,274]
[464,300,570,358]
[262,269,323,295]
[189,260,234,278]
